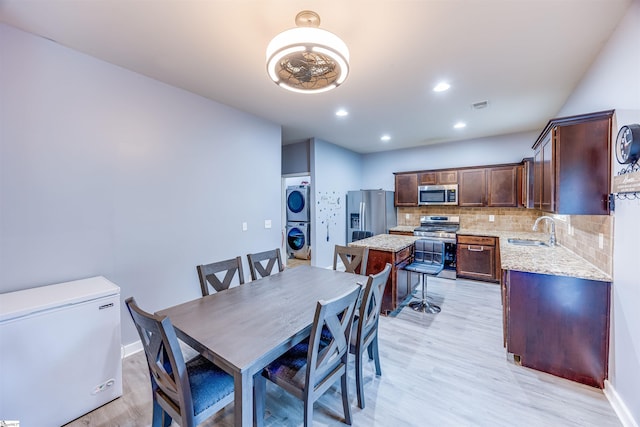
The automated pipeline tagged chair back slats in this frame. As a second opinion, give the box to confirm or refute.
[197,256,245,296]
[357,263,392,347]
[333,245,369,275]
[125,297,192,423]
[307,285,361,390]
[247,248,284,281]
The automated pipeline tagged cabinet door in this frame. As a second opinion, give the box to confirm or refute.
[456,236,497,281]
[394,173,418,206]
[555,118,611,215]
[418,172,437,185]
[541,132,555,212]
[438,170,458,184]
[487,166,518,207]
[458,169,487,207]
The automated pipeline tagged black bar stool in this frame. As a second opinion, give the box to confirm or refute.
[404,239,444,313]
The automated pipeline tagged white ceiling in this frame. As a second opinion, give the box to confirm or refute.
[0,0,632,153]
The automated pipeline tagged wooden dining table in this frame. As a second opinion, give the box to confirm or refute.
[156,265,362,427]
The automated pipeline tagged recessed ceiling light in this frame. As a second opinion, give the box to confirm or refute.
[380,134,391,142]
[433,82,451,92]
[335,109,349,117]
[453,122,466,129]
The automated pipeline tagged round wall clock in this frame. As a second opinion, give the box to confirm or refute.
[615,124,640,164]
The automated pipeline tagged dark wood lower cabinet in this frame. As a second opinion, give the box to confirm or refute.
[456,235,499,282]
[504,270,611,388]
[365,245,415,315]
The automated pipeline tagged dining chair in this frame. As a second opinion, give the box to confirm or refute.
[254,285,361,427]
[247,248,284,281]
[350,263,392,409]
[196,256,245,296]
[333,244,369,275]
[125,297,234,427]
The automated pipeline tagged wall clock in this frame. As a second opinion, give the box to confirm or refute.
[615,124,640,164]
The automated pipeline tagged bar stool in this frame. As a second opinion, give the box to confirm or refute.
[404,239,445,313]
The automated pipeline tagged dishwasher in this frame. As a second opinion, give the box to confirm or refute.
[0,276,122,426]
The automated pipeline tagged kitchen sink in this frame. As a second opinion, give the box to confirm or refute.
[507,238,548,247]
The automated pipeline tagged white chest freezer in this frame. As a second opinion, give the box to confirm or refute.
[0,276,122,426]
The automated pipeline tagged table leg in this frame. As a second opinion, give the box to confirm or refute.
[234,371,253,427]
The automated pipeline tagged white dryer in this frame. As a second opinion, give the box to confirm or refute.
[286,185,310,222]
[286,222,310,258]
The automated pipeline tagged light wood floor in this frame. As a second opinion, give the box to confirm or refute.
[65,277,620,427]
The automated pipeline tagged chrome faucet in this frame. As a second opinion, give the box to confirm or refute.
[532,216,557,246]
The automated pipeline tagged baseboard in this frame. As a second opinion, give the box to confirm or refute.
[604,380,639,427]
[121,340,143,359]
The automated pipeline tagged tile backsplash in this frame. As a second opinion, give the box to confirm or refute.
[397,206,612,275]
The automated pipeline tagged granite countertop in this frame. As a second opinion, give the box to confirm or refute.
[352,228,611,282]
[349,234,419,252]
[458,228,611,282]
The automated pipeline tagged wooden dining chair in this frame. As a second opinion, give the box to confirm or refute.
[254,285,361,427]
[350,263,392,409]
[333,245,369,275]
[196,256,245,296]
[125,297,234,427]
[247,248,284,281]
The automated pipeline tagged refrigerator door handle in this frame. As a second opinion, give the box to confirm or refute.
[361,201,366,231]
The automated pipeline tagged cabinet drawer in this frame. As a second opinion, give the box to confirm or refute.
[394,245,413,264]
[457,235,496,246]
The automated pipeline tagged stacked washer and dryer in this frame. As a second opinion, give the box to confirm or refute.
[286,185,311,259]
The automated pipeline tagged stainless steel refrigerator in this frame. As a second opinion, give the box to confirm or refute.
[346,190,397,243]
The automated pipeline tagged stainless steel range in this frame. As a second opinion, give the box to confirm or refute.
[413,215,460,279]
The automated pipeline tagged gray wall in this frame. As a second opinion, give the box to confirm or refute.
[0,24,283,346]
[556,0,640,423]
[310,138,363,268]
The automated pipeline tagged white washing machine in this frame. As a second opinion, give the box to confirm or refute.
[286,185,310,222]
[286,222,310,258]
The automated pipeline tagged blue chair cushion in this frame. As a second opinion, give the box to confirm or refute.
[264,342,310,389]
[186,355,234,416]
[264,340,330,389]
[404,261,444,276]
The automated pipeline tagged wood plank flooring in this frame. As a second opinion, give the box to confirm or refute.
[65,277,620,427]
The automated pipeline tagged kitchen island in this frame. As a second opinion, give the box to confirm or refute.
[349,234,419,315]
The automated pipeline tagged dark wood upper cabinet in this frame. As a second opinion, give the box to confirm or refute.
[394,173,418,206]
[532,110,613,215]
[396,163,519,208]
[458,168,487,207]
[487,166,518,207]
[418,170,458,185]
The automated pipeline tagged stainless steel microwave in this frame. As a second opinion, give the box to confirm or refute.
[418,184,458,205]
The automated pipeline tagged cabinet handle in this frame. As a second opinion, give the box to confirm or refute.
[467,245,484,252]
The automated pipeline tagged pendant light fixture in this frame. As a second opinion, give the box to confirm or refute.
[266,11,350,94]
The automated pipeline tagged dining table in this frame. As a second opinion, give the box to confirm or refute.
[156,265,363,427]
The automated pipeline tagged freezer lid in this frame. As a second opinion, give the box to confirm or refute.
[0,276,120,322]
